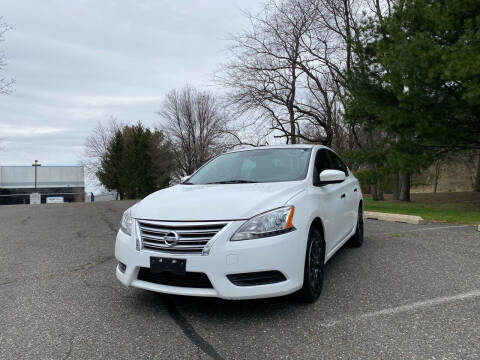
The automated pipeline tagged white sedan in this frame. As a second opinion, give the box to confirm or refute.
[115,145,363,302]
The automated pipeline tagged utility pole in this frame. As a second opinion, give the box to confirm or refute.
[32,160,41,192]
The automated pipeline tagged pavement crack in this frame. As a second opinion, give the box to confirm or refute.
[0,279,17,287]
[62,334,75,360]
[82,277,136,299]
[21,216,31,225]
[96,208,118,234]
[0,257,116,289]
[163,298,224,360]
[93,255,115,267]
[68,256,115,272]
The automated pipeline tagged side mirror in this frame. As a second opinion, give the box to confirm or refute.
[181,175,191,183]
[317,169,345,186]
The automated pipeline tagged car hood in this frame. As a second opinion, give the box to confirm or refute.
[132,182,305,221]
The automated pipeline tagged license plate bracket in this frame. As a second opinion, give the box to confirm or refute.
[150,257,186,275]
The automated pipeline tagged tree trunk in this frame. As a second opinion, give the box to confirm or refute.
[343,0,352,75]
[378,182,384,201]
[371,184,378,200]
[392,172,400,200]
[371,180,384,201]
[399,172,411,202]
[288,103,296,144]
[433,161,441,193]
[290,117,296,144]
[474,152,480,192]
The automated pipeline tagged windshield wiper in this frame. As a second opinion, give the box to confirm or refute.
[205,180,258,184]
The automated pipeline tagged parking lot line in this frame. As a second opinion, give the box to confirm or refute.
[378,224,472,236]
[324,289,480,328]
[403,224,472,232]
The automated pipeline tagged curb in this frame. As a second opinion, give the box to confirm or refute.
[364,211,424,225]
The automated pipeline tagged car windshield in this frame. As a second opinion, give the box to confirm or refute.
[184,148,312,185]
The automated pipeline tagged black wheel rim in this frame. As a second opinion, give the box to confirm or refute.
[308,235,323,293]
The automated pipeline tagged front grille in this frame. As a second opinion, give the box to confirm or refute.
[137,267,213,288]
[227,271,287,286]
[137,220,227,255]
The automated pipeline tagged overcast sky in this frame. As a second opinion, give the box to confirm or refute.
[0,0,262,168]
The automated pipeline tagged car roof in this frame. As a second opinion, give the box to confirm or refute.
[225,144,327,154]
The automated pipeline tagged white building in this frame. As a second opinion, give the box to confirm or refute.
[0,166,85,205]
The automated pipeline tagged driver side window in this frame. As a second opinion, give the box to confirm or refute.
[313,149,348,185]
[313,149,332,185]
[328,152,349,177]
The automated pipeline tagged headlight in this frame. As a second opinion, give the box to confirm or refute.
[120,208,133,236]
[231,206,295,241]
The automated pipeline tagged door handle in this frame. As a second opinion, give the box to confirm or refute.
[341,193,346,199]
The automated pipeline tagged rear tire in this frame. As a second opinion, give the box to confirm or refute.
[348,204,364,247]
[296,226,325,303]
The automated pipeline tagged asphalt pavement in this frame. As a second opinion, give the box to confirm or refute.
[1,201,479,359]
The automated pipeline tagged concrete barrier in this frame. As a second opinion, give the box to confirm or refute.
[364,211,424,225]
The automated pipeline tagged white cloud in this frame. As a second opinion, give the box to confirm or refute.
[0,0,263,169]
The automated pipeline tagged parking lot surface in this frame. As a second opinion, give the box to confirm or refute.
[1,201,479,359]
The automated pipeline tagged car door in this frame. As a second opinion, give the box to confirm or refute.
[311,149,346,255]
[326,151,358,238]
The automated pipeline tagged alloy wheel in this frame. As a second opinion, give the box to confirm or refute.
[308,235,323,294]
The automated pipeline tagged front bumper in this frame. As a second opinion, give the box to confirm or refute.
[115,221,307,300]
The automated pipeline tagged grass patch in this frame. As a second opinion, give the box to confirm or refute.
[364,198,480,225]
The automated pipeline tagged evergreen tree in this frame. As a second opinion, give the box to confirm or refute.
[344,0,480,200]
[373,0,480,150]
[121,124,154,199]
[97,123,174,199]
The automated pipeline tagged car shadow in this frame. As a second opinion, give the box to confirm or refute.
[131,245,356,319]
[136,287,298,317]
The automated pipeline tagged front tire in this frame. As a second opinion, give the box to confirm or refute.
[296,226,325,303]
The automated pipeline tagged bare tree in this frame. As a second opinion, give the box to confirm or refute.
[158,86,233,177]
[0,18,13,95]
[82,117,121,184]
[292,0,396,149]
[293,0,374,149]
[217,1,308,144]
[218,0,371,147]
